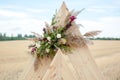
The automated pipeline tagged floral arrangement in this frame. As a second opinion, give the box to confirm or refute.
[28,9,101,59]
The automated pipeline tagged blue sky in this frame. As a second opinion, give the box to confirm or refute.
[0,0,120,37]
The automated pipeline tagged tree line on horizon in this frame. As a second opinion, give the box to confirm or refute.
[0,33,35,41]
[90,37,120,40]
[0,33,120,41]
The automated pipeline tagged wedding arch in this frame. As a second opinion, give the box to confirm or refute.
[19,2,105,80]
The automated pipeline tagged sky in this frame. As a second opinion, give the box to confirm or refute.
[0,0,120,38]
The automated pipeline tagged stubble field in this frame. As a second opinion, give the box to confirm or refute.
[0,40,120,80]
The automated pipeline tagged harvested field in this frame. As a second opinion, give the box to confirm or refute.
[0,40,120,80]
[89,40,120,80]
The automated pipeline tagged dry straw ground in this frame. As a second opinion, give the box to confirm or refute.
[0,40,120,80]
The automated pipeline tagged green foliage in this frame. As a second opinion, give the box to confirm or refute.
[51,10,57,25]
[36,27,68,58]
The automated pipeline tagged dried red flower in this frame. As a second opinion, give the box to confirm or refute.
[70,16,76,22]
[31,47,36,53]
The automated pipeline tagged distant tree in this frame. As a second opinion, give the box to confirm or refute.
[3,33,6,37]
[24,34,28,38]
[94,37,120,40]
[0,33,3,41]
[28,35,35,38]
[17,34,22,39]
[10,34,14,40]
[3,33,7,40]
[0,33,2,38]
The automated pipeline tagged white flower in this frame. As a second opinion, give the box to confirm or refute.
[57,34,61,38]
[47,36,51,41]
[46,49,50,53]
[36,43,40,48]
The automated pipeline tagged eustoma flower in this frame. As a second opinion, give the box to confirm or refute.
[57,34,61,38]
[31,47,36,53]
[46,48,50,53]
[36,43,40,48]
[70,16,76,23]
[47,36,51,41]
[65,16,77,30]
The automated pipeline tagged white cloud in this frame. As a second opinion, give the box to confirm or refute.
[100,17,120,22]
[114,0,120,5]
[77,17,120,38]
[0,5,50,19]
[0,6,51,36]
[26,8,49,13]
[86,8,105,13]
[0,5,49,14]
[0,5,17,9]
[0,3,119,38]
[0,18,46,36]
[0,9,27,18]
[89,5,120,10]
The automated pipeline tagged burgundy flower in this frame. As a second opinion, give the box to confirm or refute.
[43,28,46,33]
[70,16,76,22]
[66,23,71,30]
[43,38,47,41]
[31,47,36,53]
[38,38,42,41]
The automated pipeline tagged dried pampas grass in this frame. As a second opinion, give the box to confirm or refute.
[26,38,40,42]
[31,32,41,37]
[83,31,101,37]
[66,35,86,48]
[65,30,101,47]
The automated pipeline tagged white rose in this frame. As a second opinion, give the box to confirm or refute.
[57,34,61,38]
[46,48,50,53]
[47,36,51,41]
[36,43,40,48]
